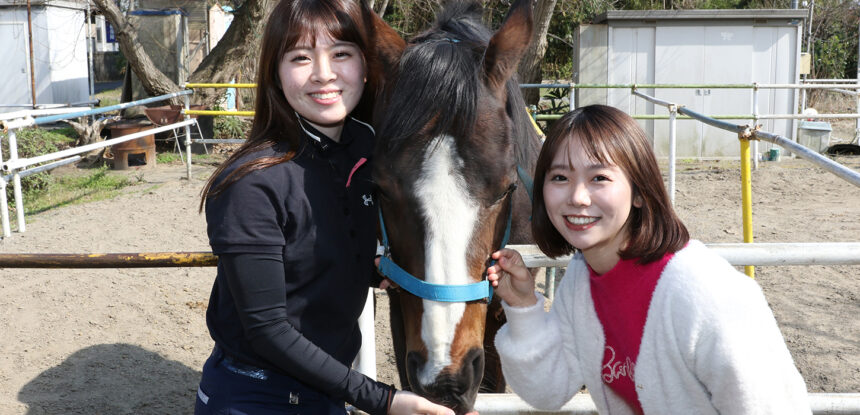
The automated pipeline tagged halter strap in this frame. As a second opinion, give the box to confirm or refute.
[377,167,533,302]
[517,165,534,202]
[378,199,509,302]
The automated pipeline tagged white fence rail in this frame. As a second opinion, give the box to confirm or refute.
[508,242,860,268]
[469,392,860,414]
[0,91,195,239]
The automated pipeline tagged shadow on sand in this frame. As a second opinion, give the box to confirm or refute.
[19,343,201,414]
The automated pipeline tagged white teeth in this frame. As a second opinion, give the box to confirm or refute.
[311,91,340,99]
[566,216,597,225]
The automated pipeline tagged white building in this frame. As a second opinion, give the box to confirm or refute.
[575,9,808,159]
[0,0,90,111]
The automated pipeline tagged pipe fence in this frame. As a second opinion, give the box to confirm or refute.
[628,88,860,277]
[178,80,860,177]
[1,244,858,414]
[0,90,196,238]
[1,83,858,413]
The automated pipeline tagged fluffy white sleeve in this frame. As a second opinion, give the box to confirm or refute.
[679,246,812,414]
[494,279,584,410]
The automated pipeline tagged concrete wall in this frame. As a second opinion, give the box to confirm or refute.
[128,12,186,100]
[95,51,123,81]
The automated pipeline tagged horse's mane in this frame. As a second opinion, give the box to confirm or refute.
[377,1,540,170]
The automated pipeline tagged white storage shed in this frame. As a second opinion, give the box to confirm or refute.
[575,9,808,159]
[0,0,90,113]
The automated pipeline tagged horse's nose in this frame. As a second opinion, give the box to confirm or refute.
[405,349,484,414]
[459,347,485,401]
[462,348,484,393]
[405,351,427,395]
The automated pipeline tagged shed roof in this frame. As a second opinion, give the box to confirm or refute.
[593,9,808,23]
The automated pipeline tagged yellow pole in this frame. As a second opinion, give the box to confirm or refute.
[524,107,544,136]
[740,138,755,278]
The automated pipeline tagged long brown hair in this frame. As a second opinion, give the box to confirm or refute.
[531,105,689,263]
[199,0,381,211]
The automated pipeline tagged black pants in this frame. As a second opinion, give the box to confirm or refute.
[195,346,347,415]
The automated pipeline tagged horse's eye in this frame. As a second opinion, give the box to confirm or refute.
[490,183,517,206]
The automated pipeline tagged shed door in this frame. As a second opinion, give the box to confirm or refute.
[655,26,705,158]
[655,25,753,158]
[0,23,32,107]
[608,27,655,139]
[753,26,796,143]
[702,25,753,158]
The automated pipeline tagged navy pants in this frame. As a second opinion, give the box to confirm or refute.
[195,347,347,415]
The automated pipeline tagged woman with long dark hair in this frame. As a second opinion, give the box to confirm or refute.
[195,1,453,414]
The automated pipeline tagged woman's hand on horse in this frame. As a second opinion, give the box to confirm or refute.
[389,390,456,415]
[374,256,399,289]
[487,249,537,308]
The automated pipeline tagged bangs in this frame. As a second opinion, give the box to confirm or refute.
[562,131,618,170]
[563,108,637,176]
[280,2,365,56]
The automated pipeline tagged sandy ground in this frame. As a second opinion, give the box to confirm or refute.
[0,155,858,414]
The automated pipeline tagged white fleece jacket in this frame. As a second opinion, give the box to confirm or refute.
[495,240,811,414]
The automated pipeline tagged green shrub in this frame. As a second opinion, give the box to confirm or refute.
[213,116,248,140]
[2,127,78,205]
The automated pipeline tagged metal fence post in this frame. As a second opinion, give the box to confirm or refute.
[355,288,377,380]
[545,267,556,302]
[0,136,9,237]
[184,93,192,180]
[668,105,677,205]
[752,83,760,169]
[740,135,755,278]
[569,82,576,111]
[7,129,25,232]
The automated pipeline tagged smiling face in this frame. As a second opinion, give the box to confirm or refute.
[279,33,366,140]
[542,136,642,273]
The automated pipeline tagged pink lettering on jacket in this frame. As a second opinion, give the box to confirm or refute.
[602,345,636,384]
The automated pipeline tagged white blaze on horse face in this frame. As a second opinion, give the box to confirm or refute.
[414,134,478,387]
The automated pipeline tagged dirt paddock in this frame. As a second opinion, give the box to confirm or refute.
[0,156,858,414]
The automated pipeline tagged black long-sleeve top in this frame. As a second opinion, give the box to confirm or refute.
[204,117,390,414]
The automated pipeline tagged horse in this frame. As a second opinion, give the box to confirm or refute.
[369,0,541,412]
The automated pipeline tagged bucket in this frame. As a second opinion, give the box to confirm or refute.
[768,148,781,162]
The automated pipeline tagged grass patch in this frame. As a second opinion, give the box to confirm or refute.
[96,86,122,108]
[16,166,134,217]
[7,127,77,156]
[3,126,78,204]
[157,152,182,164]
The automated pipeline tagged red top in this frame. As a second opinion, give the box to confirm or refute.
[589,252,674,414]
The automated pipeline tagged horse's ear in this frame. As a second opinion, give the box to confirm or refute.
[482,0,533,100]
[362,1,405,77]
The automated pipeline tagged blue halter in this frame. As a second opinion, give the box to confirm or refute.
[376,167,533,302]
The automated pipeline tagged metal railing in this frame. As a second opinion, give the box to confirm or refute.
[628,89,860,278]
[1,244,858,414]
[0,90,196,238]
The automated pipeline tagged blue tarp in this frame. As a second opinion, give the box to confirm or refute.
[129,9,187,16]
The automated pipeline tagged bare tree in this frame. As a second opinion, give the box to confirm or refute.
[369,0,392,18]
[91,0,272,106]
[63,115,121,165]
[518,0,559,106]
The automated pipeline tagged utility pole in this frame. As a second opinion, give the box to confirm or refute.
[26,0,36,109]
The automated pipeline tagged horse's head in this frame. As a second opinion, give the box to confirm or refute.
[371,0,534,412]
